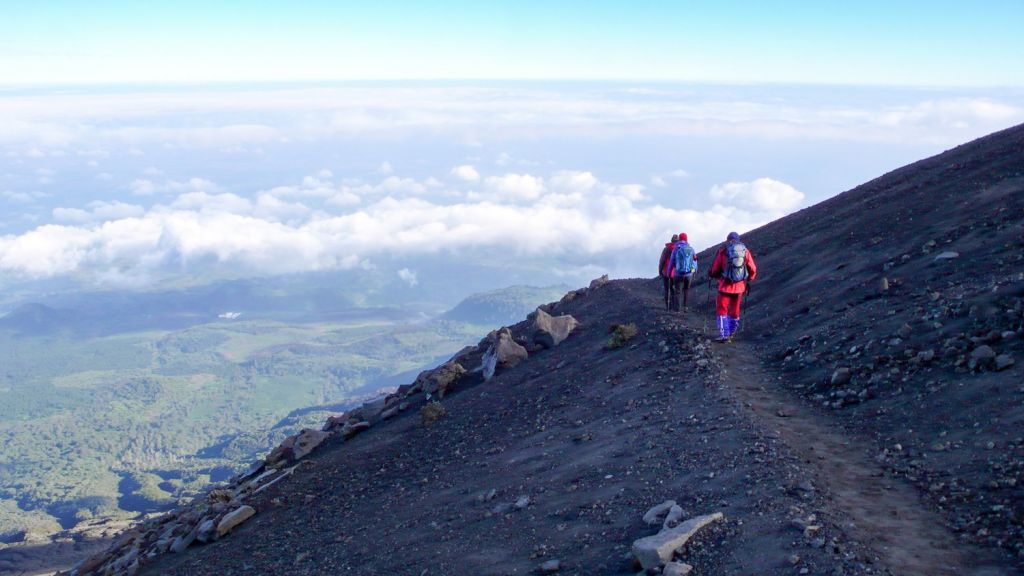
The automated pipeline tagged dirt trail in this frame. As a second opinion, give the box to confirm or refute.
[638,280,1007,575]
[714,341,1009,576]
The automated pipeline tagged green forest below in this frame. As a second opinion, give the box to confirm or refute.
[0,284,567,544]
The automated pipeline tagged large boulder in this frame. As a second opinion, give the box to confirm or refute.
[482,328,529,381]
[532,308,580,349]
[291,428,331,460]
[265,428,331,466]
[414,361,468,398]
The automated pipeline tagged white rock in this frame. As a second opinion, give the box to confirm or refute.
[216,505,256,537]
[663,562,694,576]
[632,512,724,570]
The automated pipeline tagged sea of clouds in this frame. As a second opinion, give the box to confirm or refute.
[1,82,1021,289]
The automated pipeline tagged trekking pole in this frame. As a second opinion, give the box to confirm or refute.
[703,277,711,337]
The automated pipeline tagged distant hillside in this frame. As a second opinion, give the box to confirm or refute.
[441,285,571,325]
[0,302,79,336]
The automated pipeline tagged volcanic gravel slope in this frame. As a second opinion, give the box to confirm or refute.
[685,121,1024,571]
[133,123,1024,576]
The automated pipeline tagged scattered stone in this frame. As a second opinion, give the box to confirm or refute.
[381,406,399,420]
[631,512,724,570]
[341,420,371,439]
[934,251,960,261]
[532,308,580,349]
[830,367,852,386]
[514,495,531,510]
[196,518,217,543]
[663,562,694,576]
[642,500,677,526]
[420,402,447,426]
[216,505,256,537]
[970,345,997,369]
[995,354,1015,371]
[539,559,562,573]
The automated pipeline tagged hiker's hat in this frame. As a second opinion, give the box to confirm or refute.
[678,232,688,242]
[727,231,740,241]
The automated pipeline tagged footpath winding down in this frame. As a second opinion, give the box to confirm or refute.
[661,278,1010,576]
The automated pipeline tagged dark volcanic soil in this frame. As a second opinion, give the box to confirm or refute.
[119,124,1023,576]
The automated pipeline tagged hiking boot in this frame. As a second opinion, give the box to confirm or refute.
[714,336,729,343]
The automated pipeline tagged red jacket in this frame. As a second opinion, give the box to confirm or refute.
[709,242,757,294]
[658,242,676,278]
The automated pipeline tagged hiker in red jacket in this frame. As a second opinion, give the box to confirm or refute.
[658,234,678,310]
[708,231,757,342]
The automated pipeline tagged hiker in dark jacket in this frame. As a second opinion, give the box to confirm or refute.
[658,234,678,310]
[708,231,757,342]
[671,232,698,312]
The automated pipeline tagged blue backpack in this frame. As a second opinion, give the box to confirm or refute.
[723,241,748,282]
[673,242,697,276]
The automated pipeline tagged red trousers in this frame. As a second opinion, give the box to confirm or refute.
[716,292,743,318]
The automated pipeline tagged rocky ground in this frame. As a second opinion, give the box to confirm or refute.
[62,124,1024,576]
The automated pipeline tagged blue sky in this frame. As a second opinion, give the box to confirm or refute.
[1,1,1022,85]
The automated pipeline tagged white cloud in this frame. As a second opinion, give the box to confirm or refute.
[651,169,690,187]
[130,179,157,196]
[549,170,598,193]
[378,176,428,194]
[52,201,144,224]
[2,190,46,204]
[709,177,804,215]
[397,268,418,287]
[481,173,546,201]
[0,166,803,285]
[450,164,480,182]
[377,161,393,174]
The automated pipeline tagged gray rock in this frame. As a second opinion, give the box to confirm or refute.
[196,518,217,543]
[830,367,852,386]
[482,329,528,381]
[532,308,580,349]
[514,495,531,510]
[381,406,399,420]
[341,420,371,439]
[642,500,677,525]
[291,428,331,460]
[934,251,960,260]
[169,526,197,553]
[662,505,685,530]
[970,345,997,369]
[995,354,1015,371]
[663,562,694,576]
[589,274,610,290]
[414,361,467,398]
[216,505,256,537]
[632,512,724,570]
[359,397,388,420]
